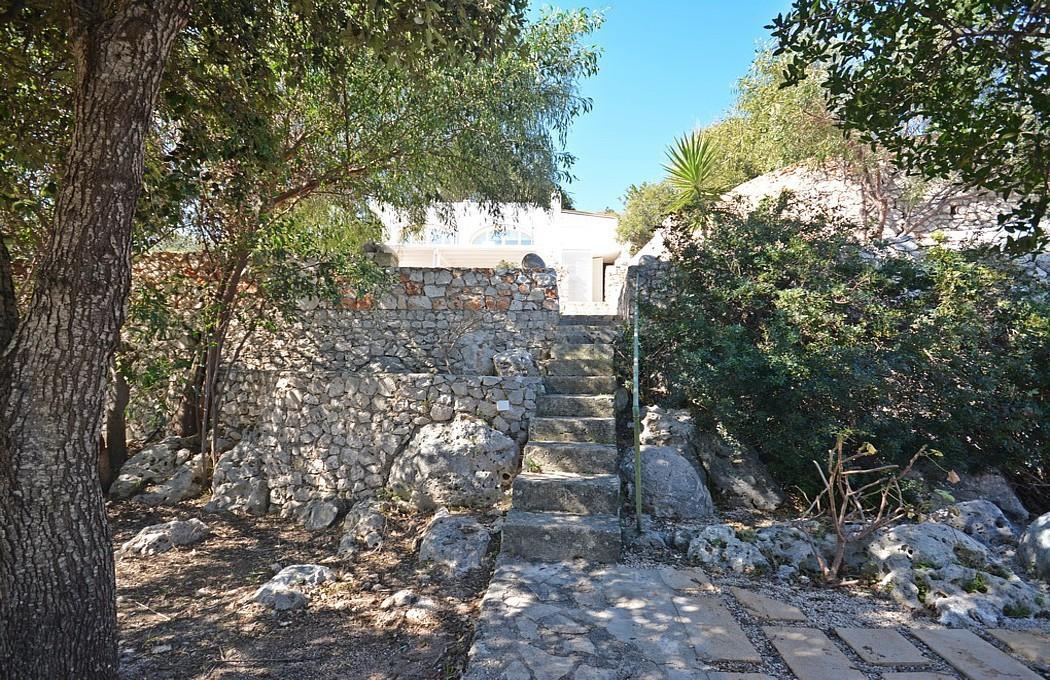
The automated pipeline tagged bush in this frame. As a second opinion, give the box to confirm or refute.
[642,199,1050,508]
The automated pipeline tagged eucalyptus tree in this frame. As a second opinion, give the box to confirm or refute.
[0,2,535,677]
[770,0,1050,249]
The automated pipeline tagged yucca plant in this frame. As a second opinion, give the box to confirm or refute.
[663,131,724,211]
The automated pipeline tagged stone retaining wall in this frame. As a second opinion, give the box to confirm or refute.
[216,369,545,518]
[235,267,560,374]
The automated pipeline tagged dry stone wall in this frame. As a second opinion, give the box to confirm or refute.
[236,267,560,374]
[216,370,545,519]
[208,265,560,521]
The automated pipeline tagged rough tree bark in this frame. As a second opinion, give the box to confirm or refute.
[0,3,188,678]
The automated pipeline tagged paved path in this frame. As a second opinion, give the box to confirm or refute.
[462,559,1049,680]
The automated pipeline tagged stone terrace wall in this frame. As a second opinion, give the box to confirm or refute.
[235,267,560,375]
[217,370,544,518]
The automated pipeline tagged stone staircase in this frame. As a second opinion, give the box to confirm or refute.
[501,315,622,563]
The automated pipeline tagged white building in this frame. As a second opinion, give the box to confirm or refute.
[374,196,624,306]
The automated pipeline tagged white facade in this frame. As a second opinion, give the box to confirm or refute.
[374,196,623,304]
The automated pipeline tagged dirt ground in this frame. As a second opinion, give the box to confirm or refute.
[110,500,500,680]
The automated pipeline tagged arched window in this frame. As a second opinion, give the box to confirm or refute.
[470,227,534,246]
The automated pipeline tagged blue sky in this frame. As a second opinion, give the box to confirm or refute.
[544,1,791,211]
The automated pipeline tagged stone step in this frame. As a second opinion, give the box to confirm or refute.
[550,343,614,361]
[543,375,617,395]
[555,325,620,344]
[512,472,620,515]
[558,314,618,327]
[523,441,619,475]
[542,358,613,376]
[912,628,1042,680]
[764,627,866,680]
[500,509,621,563]
[537,394,614,417]
[530,416,616,444]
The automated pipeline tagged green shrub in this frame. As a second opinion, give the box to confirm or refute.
[642,199,1050,507]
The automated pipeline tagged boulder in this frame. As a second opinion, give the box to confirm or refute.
[109,436,193,499]
[301,499,340,531]
[1019,512,1050,581]
[686,524,770,574]
[133,453,206,507]
[387,417,519,511]
[121,519,210,556]
[622,445,714,519]
[944,470,1028,522]
[251,564,332,611]
[931,500,1017,547]
[205,441,269,516]
[867,521,1046,626]
[417,509,491,576]
[339,499,387,552]
[694,430,785,511]
[492,348,538,377]
[641,407,782,511]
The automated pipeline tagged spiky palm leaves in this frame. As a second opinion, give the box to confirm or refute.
[663,132,724,211]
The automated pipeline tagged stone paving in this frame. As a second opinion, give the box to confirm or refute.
[462,558,1049,680]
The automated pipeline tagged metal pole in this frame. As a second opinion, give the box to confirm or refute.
[632,269,643,532]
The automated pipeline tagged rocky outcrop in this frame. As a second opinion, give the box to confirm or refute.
[694,429,784,511]
[1020,512,1050,581]
[639,406,782,512]
[622,445,714,519]
[388,417,519,511]
[338,499,388,553]
[867,522,1046,626]
[943,470,1029,522]
[931,500,1017,547]
[251,564,332,611]
[417,509,492,576]
[686,524,770,574]
[492,348,539,377]
[133,452,206,507]
[109,436,195,500]
[121,519,210,556]
[205,441,270,516]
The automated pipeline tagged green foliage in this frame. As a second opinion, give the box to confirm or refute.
[643,199,1050,497]
[663,132,724,211]
[616,181,676,254]
[702,49,847,188]
[770,1,1050,248]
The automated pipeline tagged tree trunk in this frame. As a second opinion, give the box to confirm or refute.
[102,369,131,491]
[0,3,188,678]
[0,235,16,350]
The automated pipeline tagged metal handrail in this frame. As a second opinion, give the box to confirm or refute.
[632,268,643,532]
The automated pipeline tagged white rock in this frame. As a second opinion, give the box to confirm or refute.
[417,510,491,576]
[1019,512,1050,581]
[492,348,538,377]
[387,417,518,511]
[622,446,714,519]
[931,500,1017,547]
[251,564,332,610]
[121,519,210,556]
[686,524,769,574]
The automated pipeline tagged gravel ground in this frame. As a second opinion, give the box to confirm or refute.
[111,498,500,680]
[623,513,1050,680]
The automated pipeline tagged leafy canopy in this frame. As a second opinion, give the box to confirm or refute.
[643,199,1050,507]
[616,181,677,254]
[770,0,1050,249]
